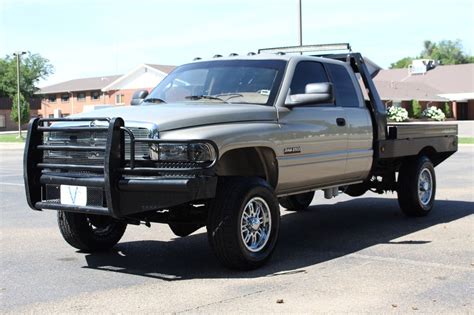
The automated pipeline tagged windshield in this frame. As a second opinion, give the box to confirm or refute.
[144,60,286,106]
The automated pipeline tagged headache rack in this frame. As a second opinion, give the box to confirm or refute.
[24,117,218,218]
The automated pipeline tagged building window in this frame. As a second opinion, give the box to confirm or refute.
[48,95,56,103]
[91,91,100,100]
[115,94,124,105]
[0,115,5,128]
[61,93,70,102]
[77,92,86,101]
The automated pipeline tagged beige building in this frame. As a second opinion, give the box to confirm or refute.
[374,63,474,120]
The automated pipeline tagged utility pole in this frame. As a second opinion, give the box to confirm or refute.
[13,51,26,139]
[297,0,303,47]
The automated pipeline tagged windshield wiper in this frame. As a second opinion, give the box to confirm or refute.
[184,95,228,103]
[143,97,166,104]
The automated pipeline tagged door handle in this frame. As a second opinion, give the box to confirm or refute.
[336,118,346,126]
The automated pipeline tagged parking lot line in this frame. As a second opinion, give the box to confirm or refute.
[0,168,23,172]
[351,253,472,271]
[0,182,24,187]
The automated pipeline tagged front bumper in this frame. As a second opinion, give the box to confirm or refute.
[24,117,217,218]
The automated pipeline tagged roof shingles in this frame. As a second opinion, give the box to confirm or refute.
[374,63,474,94]
[38,75,122,94]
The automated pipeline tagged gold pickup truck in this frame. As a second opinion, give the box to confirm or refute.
[24,44,457,270]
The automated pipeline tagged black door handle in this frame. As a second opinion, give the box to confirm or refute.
[336,118,346,126]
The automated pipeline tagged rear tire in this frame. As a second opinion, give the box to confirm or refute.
[279,191,315,211]
[207,177,280,270]
[397,156,436,217]
[57,212,127,252]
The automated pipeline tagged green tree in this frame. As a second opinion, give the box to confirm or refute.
[426,40,470,65]
[10,92,30,125]
[390,57,414,69]
[411,99,422,118]
[421,40,437,57]
[390,39,473,68]
[0,52,54,98]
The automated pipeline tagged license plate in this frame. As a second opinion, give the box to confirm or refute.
[60,185,87,206]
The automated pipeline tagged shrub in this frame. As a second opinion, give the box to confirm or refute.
[443,102,452,118]
[422,106,446,121]
[387,106,409,122]
[411,100,422,118]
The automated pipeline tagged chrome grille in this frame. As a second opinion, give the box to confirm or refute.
[43,127,152,164]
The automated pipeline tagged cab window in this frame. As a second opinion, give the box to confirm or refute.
[326,63,360,107]
[290,61,330,95]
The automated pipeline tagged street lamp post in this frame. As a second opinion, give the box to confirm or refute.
[297,0,303,47]
[13,51,26,139]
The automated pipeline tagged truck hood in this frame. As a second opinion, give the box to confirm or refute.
[75,103,277,131]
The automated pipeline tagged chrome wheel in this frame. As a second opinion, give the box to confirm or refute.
[418,168,433,206]
[240,197,272,253]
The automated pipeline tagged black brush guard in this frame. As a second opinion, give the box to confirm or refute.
[24,117,218,218]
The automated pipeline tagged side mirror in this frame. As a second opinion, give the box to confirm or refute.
[130,90,149,105]
[285,82,334,107]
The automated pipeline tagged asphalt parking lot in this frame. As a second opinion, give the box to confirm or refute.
[1,144,473,313]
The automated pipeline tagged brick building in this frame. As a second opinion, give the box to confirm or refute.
[37,64,174,118]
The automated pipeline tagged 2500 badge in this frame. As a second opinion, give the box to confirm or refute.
[283,146,302,154]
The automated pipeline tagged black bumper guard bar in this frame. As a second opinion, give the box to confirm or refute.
[24,117,218,218]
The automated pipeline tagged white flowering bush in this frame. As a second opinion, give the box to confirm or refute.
[422,106,445,121]
[387,106,409,122]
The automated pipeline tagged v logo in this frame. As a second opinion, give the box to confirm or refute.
[68,186,79,204]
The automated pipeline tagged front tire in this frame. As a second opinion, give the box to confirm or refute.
[207,177,280,270]
[57,212,127,252]
[279,191,315,211]
[397,156,436,217]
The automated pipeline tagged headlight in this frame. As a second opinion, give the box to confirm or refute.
[149,142,216,163]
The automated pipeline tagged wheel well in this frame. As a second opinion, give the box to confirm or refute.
[418,146,451,166]
[418,146,437,161]
[215,147,278,188]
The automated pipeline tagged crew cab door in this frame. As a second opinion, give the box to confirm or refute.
[325,63,373,181]
[277,61,349,193]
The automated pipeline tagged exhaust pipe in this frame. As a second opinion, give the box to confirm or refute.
[323,187,339,199]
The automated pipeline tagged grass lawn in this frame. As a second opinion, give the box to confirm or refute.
[0,133,26,143]
[459,137,474,144]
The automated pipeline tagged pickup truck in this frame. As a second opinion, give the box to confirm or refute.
[24,44,458,270]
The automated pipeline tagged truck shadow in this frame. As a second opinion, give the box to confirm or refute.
[83,198,473,280]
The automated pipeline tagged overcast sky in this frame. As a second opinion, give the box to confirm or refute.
[1,0,473,87]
